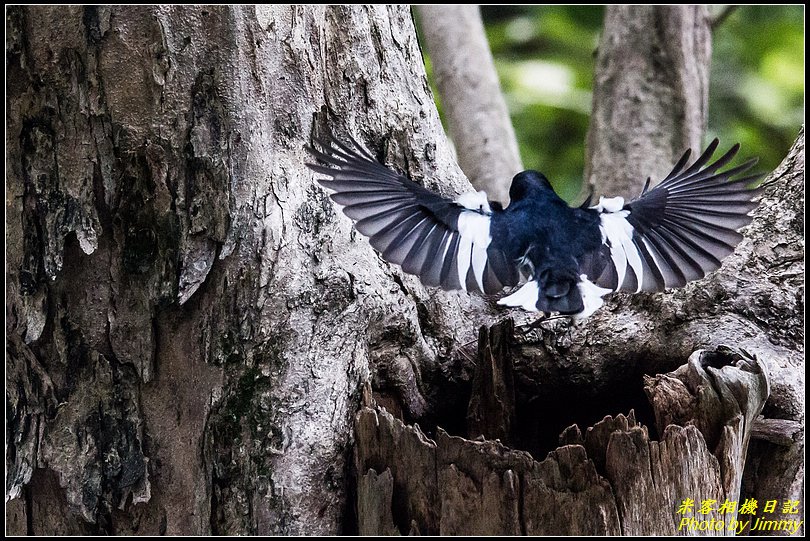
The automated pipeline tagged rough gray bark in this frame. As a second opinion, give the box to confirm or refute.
[416,5,523,206]
[5,5,495,534]
[585,6,712,198]
[355,130,804,535]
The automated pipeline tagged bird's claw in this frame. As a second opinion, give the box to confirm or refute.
[516,312,570,333]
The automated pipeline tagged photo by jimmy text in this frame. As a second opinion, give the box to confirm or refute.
[676,498,803,535]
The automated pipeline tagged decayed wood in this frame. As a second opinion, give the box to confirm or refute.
[355,343,769,535]
[649,347,771,509]
[522,444,621,535]
[356,468,399,536]
[466,318,516,444]
[436,430,532,535]
[415,5,523,205]
[355,406,440,534]
[5,5,494,534]
[354,129,803,532]
[585,6,712,198]
[750,417,803,447]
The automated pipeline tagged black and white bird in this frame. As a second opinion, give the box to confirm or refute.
[307,134,761,319]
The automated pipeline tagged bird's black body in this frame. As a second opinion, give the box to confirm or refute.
[307,134,761,318]
[490,171,603,314]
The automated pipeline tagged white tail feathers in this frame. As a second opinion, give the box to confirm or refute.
[574,275,612,320]
[497,281,539,311]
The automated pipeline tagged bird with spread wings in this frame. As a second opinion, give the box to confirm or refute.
[307,134,761,319]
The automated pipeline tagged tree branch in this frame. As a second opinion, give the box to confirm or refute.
[416,5,523,206]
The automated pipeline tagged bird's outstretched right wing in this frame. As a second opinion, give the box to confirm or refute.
[584,139,762,292]
[307,133,520,294]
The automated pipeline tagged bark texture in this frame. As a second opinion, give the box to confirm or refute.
[585,6,712,198]
[6,5,495,534]
[5,5,803,536]
[355,130,804,535]
[416,5,523,206]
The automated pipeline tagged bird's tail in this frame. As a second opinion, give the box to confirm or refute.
[498,263,590,315]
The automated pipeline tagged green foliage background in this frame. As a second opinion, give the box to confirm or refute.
[423,6,804,201]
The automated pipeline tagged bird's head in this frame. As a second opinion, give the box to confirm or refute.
[509,170,554,202]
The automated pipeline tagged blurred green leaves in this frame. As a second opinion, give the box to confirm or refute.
[421,6,803,201]
[708,6,804,173]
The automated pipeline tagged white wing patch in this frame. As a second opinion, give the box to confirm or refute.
[497,281,539,311]
[456,211,492,292]
[592,196,625,213]
[455,234,473,289]
[455,190,492,213]
[455,191,493,292]
[574,275,612,320]
[598,210,645,293]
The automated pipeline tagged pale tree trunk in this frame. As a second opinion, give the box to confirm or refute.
[415,5,523,206]
[5,5,494,534]
[585,5,711,198]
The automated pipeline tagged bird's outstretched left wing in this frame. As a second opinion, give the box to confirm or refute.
[584,139,762,293]
[307,134,520,294]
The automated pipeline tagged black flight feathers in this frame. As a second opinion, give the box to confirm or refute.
[307,132,762,317]
[588,140,762,294]
[307,133,518,295]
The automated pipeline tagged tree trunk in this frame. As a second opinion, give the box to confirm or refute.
[6,6,803,536]
[585,6,711,198]
[416,5,523,206]
[352,5,803,536]
[5,5,494,534]
[354,130,804,535]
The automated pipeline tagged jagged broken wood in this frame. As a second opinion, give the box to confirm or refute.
[466,319,516,445]
[356,345,768,535]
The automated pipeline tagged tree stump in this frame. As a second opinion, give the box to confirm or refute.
[355,130,804,536]
[355,342,769,535]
